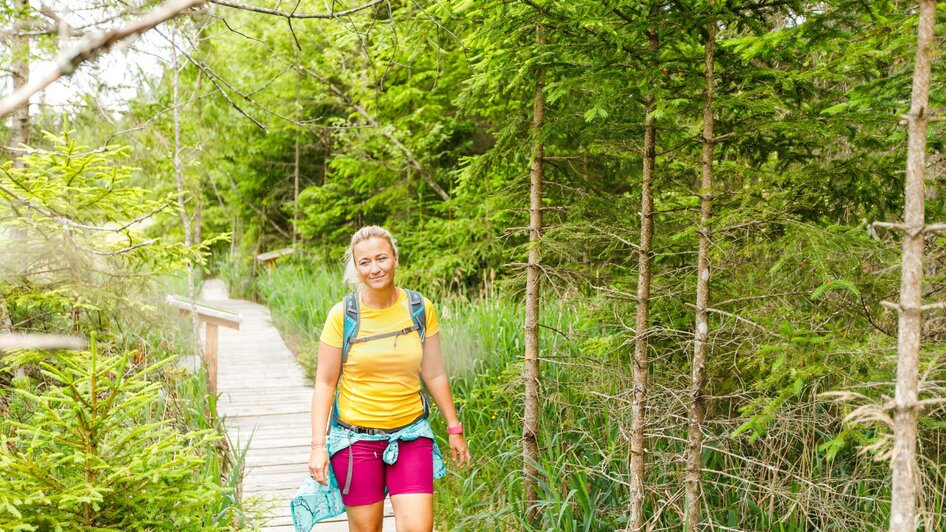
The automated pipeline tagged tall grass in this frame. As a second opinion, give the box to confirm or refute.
[256,260,348,378]
[122,308,256,528]
[254,262,936,531]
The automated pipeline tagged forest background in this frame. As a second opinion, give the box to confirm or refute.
[1,0,946,530]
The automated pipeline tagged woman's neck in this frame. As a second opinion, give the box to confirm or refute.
[360,286,399,309]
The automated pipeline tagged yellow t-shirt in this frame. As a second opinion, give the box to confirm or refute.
[320,288,440,429]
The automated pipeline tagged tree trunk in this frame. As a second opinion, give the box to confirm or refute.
[685,18,716,532]
[629,26,658,532]
[522,23,545,527]
[293,131,300,247]
[5,0,30,372]
[889,2,935,531]
[194,199,202,245]
[0,293,14,333]
[171,25,205,375]
[10,0,31,162]
[293,57,301,247]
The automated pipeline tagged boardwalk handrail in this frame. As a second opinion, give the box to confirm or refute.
[255,247,295,263]
[165,294,243,328]
[255,247,295,272]
[166,294,242,396]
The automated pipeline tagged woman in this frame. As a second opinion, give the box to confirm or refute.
[308,225,471,532]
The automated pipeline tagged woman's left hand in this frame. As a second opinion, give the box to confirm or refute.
[448,433,471,468]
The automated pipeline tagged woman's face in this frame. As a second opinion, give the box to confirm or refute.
[352,237,398,291]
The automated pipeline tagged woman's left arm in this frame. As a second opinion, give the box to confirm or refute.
[420,333,471,468]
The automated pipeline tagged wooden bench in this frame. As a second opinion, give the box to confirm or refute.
[165,294,243,396]
[255,247,295,272]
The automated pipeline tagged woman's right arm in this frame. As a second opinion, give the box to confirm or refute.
[308,341,342,485]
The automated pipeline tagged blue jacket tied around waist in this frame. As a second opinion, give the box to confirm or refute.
[290,418,447,531]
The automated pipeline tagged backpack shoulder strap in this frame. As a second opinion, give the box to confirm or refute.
[341,292,360,365]
[404,289,426,343]
[404,289,430,421]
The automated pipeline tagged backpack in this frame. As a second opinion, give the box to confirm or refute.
[341,288,427,363]
[332,289,430,431]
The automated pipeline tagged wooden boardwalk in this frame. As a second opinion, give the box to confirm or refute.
[199,279,395,531]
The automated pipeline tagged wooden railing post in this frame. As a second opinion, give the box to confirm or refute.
[205,323,219,396]
[165,295,242,399]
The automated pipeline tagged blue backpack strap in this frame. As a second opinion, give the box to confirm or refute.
[404,289,430,420]
[334,293,359,438]
[404,289,426,343]
[341,292,360,364]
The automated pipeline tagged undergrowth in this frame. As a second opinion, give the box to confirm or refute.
[254,260,944,531]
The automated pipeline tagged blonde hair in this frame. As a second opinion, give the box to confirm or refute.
[343,225,399,289]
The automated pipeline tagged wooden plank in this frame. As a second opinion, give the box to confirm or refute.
[220,404,312,416]
[201,286,349,531]
[202,282,407,531]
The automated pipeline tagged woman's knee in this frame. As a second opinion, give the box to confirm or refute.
[346,500,385,532]
[391,493,433,532]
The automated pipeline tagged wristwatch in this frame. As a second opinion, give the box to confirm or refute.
[447,423,463,435]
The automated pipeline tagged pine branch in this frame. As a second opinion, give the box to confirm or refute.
[0,181,171,233]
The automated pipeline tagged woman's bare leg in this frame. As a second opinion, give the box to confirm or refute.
[345,500,385,532]
[390,493,433,532]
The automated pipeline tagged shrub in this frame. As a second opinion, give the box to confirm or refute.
[0,339,226,531]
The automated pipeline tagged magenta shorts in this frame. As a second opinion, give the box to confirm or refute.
[330,437,434,506]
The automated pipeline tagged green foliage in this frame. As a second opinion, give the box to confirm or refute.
[0,130,250,530]
[0,130,194,333]
[0,340,225,530]
[32,0,946,528]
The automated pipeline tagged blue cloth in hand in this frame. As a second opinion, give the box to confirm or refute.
[290,463,345,532]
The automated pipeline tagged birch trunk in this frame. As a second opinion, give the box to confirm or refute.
[171,26,205,380]
[629,26,658,532]
[522,23,545,527]
[10,0,31,161]
[685,18,716,532]
[5,0,30,370]
[889,1,935,530]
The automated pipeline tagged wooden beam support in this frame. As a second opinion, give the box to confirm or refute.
[205,323,219,396]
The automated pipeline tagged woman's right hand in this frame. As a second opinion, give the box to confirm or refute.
[308,447,329,486]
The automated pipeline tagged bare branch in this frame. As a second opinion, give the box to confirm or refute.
[208,0,383,18]
[67,235,160,256]
[0,333,87,352]
[704,306,780,337]
[0,0,207,118]
[156,26,268,131]
[925,223,946,233]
